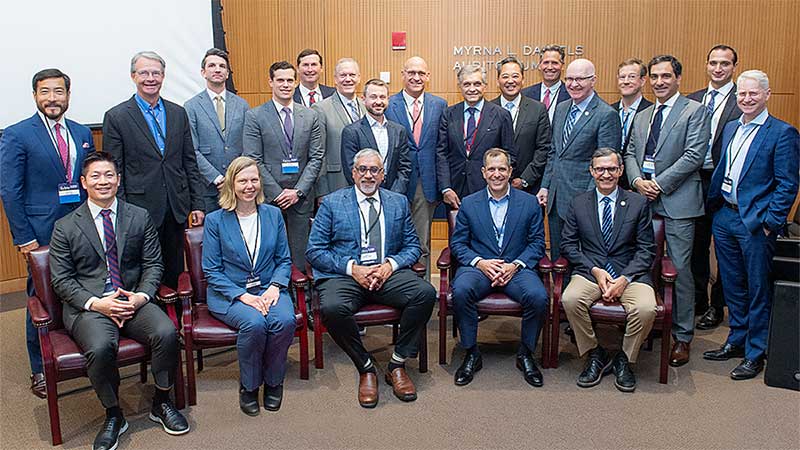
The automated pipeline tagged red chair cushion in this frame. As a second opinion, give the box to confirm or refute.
[353,304,401,325]
[445,291,524,317]
[191,304,306,346]
[51,330,148,381]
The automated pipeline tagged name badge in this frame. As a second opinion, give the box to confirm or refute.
[721,176,733,194]
[642,155,655,175]
[245,275,261,291]
[58,182,81,204]
[281,158,300,174]
[360,245,378,265]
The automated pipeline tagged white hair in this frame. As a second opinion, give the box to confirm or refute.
[737,70,769,91]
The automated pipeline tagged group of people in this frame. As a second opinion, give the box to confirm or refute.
[1,42,797,450]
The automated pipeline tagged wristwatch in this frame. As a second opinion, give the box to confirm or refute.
[520,179,529,189]
[296,190,306,199]
[269,282,286,289]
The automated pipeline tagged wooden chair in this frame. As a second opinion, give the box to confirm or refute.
[549,214,676,384]
[181,226,309,407]
[25,246,185,446]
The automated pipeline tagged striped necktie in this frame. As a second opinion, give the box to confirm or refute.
[100,209,123,292]
[600,197,618,278]
[562,105,580,148]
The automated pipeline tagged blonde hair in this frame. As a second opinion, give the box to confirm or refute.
[218,156,265,211]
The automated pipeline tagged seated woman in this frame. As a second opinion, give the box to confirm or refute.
[202,156,297,416]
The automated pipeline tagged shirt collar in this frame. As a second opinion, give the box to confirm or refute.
[487,185,511,202]
[366,114,385,127]
[596,187,619,204]
[402,90,423,108]
[207,88,226,103]
[708,81,734,97]
[134,93,163,112]
[572,91,595,112]
[37,110,66,131]
[619,95,643,112]
[655,92,680,109]
[501,94,522,109]
[354,186,380,205]
[337,91,357,108]
[545,80,562,94]
[464,98,484,113]
[299,83,320,99]
[738,108,769,127]
[273,99,293,114]
[88,198,119,219]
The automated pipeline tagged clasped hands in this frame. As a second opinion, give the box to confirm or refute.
[634,179,661,201]
[91,288,148,327]
[591,267,629,302]
[239,285,281,316]
[352,262,394,291]
[476,258,519,287]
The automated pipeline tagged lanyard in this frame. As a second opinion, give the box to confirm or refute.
[403,98,425,131]
[725,123,761,178]
[45,120,72,179]
[235,209,261,272]
[339,98,359,124]
[703,88,732,118]
[358,198,382,246]
[544,86,560,115]
[464,110,483,154]
[490,198,509,243]
[276,105,295,158]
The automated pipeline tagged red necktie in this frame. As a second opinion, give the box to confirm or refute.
[54,123,71,182]
[412,99,422,146]
[309,91,316,105]
[543,88,552,110]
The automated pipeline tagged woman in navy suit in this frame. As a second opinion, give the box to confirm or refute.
[203,156,297,415]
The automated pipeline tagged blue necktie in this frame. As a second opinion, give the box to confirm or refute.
[620,109,632,148]
[562,105,579,148]
[600,197,618,278]
[348,101,360,122]
[706,90,717,116]
[644,105,666,173]
[465,107,477,154]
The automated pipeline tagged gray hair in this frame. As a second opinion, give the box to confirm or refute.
[130,51,166,73]
[334,57,360,75]
[737,70,769,91]
[353,148,383,167]
[591,147,623,166]
[457,63,486,85]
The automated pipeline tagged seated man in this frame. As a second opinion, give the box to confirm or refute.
[306,149,436,408]
[560,148,657,392]
[449,148,549,387]
[49,152,189,450]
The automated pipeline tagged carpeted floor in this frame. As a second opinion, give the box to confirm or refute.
[1,290,798,450]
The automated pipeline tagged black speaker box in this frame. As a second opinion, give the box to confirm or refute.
[765,281,800,391]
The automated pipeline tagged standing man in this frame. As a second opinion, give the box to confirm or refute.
[539,58,621,259]
[293,49,335,107]
[436,64,514,210]
[103,51,205,288]
[185,48,250,213]
[313,58,365,197]
[491,56,552,193]
[704,70,799,380]
[625,55,710,367]
[688,44,741,329]
[611,58,653,191]
[243,61,323,271]
[521,45,571,123]
[341,79,411,194]
[0,68,95,398]
[385,56,447,278]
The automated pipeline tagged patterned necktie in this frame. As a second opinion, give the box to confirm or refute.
[282,107,294,149]
[505,102,516,130]
[465,107,477,156]
[706,90,717,116]
[54,123,71,182]
[543,88,552,110]
[308,90,317,105]
[412,99,422,146]
[215,95,225,132]
[348,101,360,122]
[562,105,580,148]
[600,197,618,278]
[645,105,667,160]
[100,210,123,291]
[366,198,382,262]
[620,109,632,148]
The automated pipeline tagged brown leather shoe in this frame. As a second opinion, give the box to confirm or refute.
[669,341,691,367]
[31,373,46,399]
[358,372,379,408]
[384,367,417,402]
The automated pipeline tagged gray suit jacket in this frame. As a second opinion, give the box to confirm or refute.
[625,95,710,219]
[49,200,163,330]
[185,90,250,197]
[312,93,365,196]
[242,101,324,201]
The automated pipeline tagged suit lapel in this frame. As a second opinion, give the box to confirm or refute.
[476,191,498,251]
[609,190,629,247]
[223,210,254,269]
[332,94,353,127]
[500,190,522,253]
[254,206,271,272]
[360,117,379,149]
[514,98,533,143]
[564,96,598,150]
[553,103,569,155]
[453,103,467,156]
[291,107,308,156]
[125,97,162,158]
[419,93,435,149]
[265,103,291,156]
[75,203,106,260]
[385,123,398,167]
[29,115,66,176]
[738,116,773,181]
[199,93,224,139]
[656,96,687,153]
[589,191,603,245]
[715,90,739,144]
[471,105,494,152]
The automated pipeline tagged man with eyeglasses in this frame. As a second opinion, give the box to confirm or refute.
[538,58,621,260]
[103,51,205,289]
[306,148,436,408]
[521,45,571,123]
[611,59,652,190]
[560,148,656,393]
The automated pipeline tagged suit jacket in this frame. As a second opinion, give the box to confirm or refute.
[542,93,621,218]
[688,86,741,167]
[242,101,323,200]
[384,92,448,201]
[450,187,545,268]
[561,188,655,286]
[103,96,205,226]
[312,93,366,196]
[435,100,515,199]
[610,97,654,156]
[202,204,292,314]
[521,82,571,105]
[0,114,95,246]
[491,95,552,192]
[625,95,710,219]
[708,116,799,234]
[340,116,411,194]
[49,200,163,330]
[306,187,421,280]
[293,84,336,106]
[184,90,250,197]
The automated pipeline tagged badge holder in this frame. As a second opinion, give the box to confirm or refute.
[282,158,300,174]
[58,182,81,204]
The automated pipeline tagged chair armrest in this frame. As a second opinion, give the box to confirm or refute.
[553,256,569,273]
[537,256,553,272]
[27,296,52,328]
[660,256,677,283]
[411,262,426,277]
[177,271,193,297]
[157,284,179,304]
[290,265,308,287]
[436,247,451,270]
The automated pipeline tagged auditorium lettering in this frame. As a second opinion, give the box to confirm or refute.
[451,45,585,71]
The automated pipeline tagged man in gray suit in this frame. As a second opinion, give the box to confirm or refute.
[625,55,710,367]
[243,61,323,271]
[185,48,250,212]
[313,58,365,197]
[538,58,621,259]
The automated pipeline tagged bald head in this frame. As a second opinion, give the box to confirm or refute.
[401,56,430,97]
[565,58,597,103]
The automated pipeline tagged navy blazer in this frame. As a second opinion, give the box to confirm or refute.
[202,204,292,315]
[306,187,421,280]
[0,113,95,246]
[450,187,545,268]
[435,101,515,199]
[708,116,799,234]
[384,92,448,201]
[340,115,411,194]
[292,84,336,106]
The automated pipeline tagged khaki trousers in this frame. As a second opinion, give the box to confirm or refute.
[411,180,438,280]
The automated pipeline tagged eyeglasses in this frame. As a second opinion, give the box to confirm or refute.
[617,74,641,81]
[565,75,595,84]
[591,166,621,174]
[135,70,164,79]
[355,166,383,175]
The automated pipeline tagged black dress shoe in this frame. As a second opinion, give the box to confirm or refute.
[93,416,128,450]
[703,343,745,361]
[577,346,612,388]
[454,352,483,386]
[730,358,764,380]
[149,400,190,435]
[263,384,283,411]
[239,385,260,416]
[30,372,46,399]
[696,306,724,330]
[611,352,636,393]
[515,353,543,387]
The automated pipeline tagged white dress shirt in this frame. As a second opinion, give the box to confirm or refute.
[298,84,321,107]
[702,81,735,169]
[366,115,389,161]
[541,81,563,122]
[402,90,424,127]
[237,211,261,268]
[207,88,226,104]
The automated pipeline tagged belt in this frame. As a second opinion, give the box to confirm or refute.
[724,202,739,211]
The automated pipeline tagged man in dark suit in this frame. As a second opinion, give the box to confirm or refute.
[185,48,250,213]
[436,64,514,210]
[704,70,799,380]
[561,148,657,393]
[243,60,323,271]
[293,48,335,107]
[341,79,411,194]
[49,152,188,450]
[306,149,436,408]
[611,58,653,190]
[491,56,552,193]
[449,149,549,387]
[103,51,205,288]
[0,68,95,398]
[688,44,741,329]
[521,45,571,123]
[539,58,621,259]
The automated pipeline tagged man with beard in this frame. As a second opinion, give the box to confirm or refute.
[0,68,95,398]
